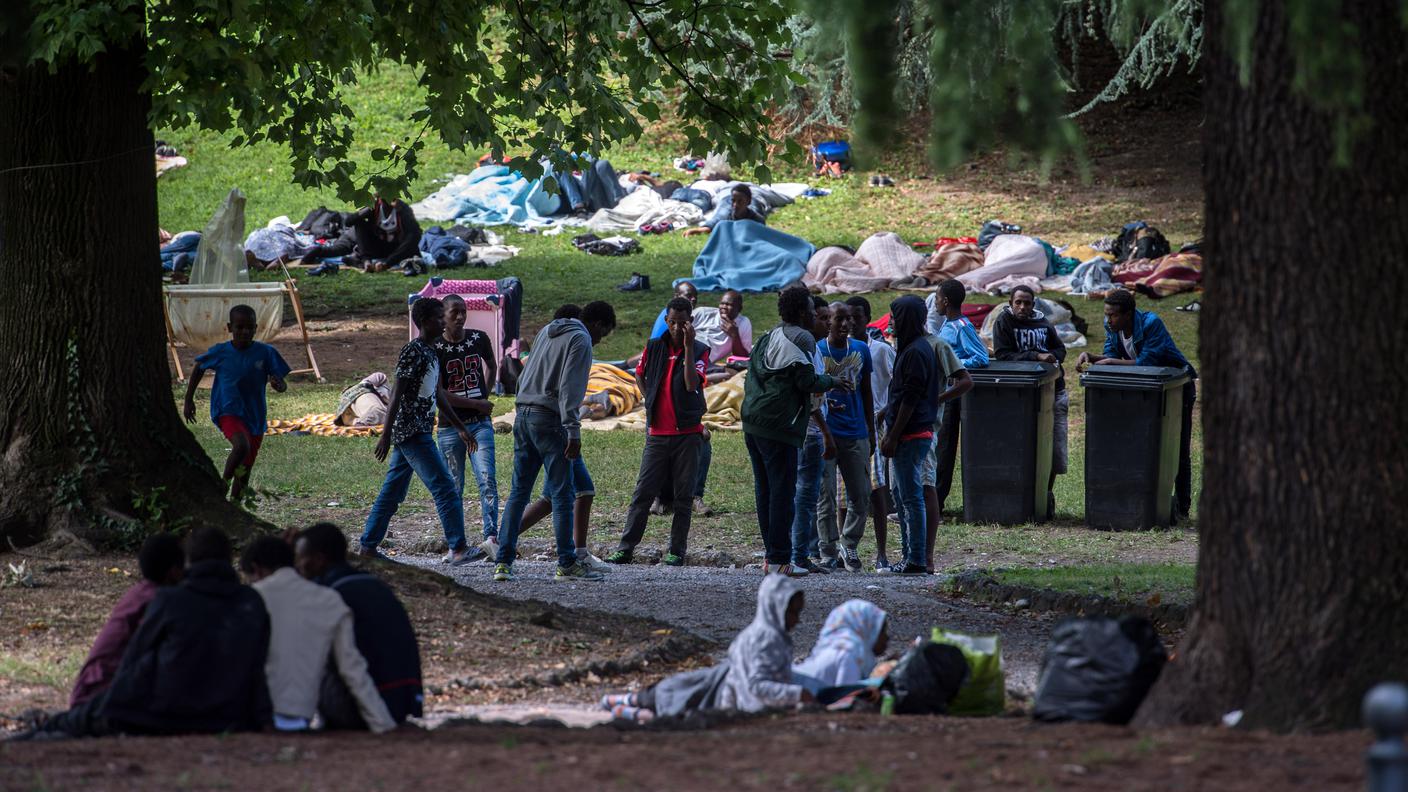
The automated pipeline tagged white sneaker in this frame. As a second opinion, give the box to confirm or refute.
[479,536,500,563]
[577,552,612,574]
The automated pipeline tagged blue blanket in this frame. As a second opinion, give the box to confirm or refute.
[683,220,815,293]
[411,165,565,228]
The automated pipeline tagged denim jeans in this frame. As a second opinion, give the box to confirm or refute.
[437,422,498,541]
[540,456,594,499]
[745,432,799,566]
[361,432,466,553]
[890,436,933,568]
[791,430,826,564]
[496,407,577,567]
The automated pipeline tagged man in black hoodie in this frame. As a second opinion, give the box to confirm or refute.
[992,285,1069,508]
[28,527,271,738]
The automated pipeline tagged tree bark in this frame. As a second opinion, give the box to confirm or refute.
[1137,0,1408,731]
[0,29,262,548]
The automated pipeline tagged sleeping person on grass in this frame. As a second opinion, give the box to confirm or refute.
[600,574,812,722]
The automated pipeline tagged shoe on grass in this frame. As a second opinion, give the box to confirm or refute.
[663,553,684,567]
[649,498,669,516]
[577,552,613,573]
[605,549,633,564]
[555,561,606,581]
[692,497,713,516]
[492,563,514,582]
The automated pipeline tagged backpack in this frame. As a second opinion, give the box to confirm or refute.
[1113,222,1171,263]
[810,140,852,178]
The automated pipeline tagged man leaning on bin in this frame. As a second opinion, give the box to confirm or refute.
[1077,290,1198,519]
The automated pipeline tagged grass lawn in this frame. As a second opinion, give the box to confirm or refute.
[163,63,1204,575]
[990,563,1197,607]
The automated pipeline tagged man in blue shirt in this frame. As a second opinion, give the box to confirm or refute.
[816,301,874,572]
[1078,289,1198,518]
[931,280,988,520]
[183,304,290,500]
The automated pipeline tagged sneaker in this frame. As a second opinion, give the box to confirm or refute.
[649,498,669,516]
[600,693,636,711]
[492,563,514,581]
[877,562,928,575]
[663,553,684,567]
[692,497,713,516]
[819,556,843,571]
[843,549,863,573]
[444,546,485,566]
[479,536,500,563]
[605,549,633,564]
[778,563,809,578]
[577,552,613,574]
[357,545,390,562]
[308,262,339,276]
[555,561,606,582]
[610,704,655,723]
[874,554,889,571]
[801,559,830,575]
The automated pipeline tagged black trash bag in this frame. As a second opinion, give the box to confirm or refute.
[1032,617,1168,725]
[883,641,970,715]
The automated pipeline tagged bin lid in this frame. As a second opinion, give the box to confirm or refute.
[1080,364,1192,391]
[967,361,1059,387]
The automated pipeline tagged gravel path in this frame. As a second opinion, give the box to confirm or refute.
[406,556,1058,695]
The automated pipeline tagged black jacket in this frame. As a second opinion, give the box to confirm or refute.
[100,560,271,734]
[992,309,1068,392]
[641,335,709,432]
[320,563,424,723]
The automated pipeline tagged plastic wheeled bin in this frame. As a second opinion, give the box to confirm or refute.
[1080,365,1192,530]
[959,361,1059,524]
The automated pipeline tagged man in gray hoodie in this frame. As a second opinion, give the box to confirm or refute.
[494,301,617,582]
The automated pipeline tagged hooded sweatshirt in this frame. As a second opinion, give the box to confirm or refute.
[992,307,1067,391]
[792,599,888,693]
[741,323,835,447]
[515,318,594,439]
[716,574,805,712]
[886,296,940,435]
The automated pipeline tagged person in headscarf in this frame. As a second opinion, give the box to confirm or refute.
[600,574,810,722]
[877,296,939,575]
[792,600,890,694]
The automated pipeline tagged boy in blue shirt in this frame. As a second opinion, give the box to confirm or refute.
[184,305,290,500]
[816,301,874,572]
[932,279,988,521]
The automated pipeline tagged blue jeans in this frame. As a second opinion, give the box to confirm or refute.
[890,436,933,568]
[437,422,499,541]
[540,456,594,499]
[361,432,466,553]
[791,430,826,564]
[745,433,798,566]
[496,408,577,568]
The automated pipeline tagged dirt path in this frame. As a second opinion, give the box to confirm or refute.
[409,556,1066,697]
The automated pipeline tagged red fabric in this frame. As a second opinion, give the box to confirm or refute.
[70,580,159,707]
[962,303,996,327]
[218,415,263,467]
[636,344,707,436]
[900,430,934,442]
[868,314,890,332]
[911,236,979,249]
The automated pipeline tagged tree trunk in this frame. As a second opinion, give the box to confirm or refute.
[0,30,262,548]
[1137,0,1408,731]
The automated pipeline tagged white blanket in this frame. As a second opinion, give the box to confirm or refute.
[957,234,1049,291]
[586,189,704,233]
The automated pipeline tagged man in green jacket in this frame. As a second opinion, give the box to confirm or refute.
[742,285,847,576]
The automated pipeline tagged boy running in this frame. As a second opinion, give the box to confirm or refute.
[184,304,290,500]
[359,297,478,565]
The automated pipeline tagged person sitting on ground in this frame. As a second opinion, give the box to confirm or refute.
[815,301,875,573]
[335,372,392,427]
[68,534,185,708]
[346,196,423,274]
[607,297,710,567]
[494,301,617,582]
[1077,289,1198,519]
[993,284,1069,514]
[28,527,271,738]
[601,574,811,722]
[359,297,479,565]
[241,536,396,734]
[183,304,290,501]
[294,523,424,727]
[845,296,897,569]
[932,279,989,523]
[693,289,754,376]
[682,184,767,237]
[792,600,889,695]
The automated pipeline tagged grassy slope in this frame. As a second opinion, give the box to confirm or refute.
[163,64,1205,581]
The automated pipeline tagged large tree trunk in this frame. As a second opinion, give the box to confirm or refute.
[1137,0,1408,731]
[0,30,262,548]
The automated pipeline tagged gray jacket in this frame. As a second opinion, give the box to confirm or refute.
[515,318,594,439]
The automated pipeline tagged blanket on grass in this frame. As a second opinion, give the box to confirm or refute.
[267,414,380,437]
[803,233,930,293]
[685,221,814,293]
[411,165,567,228]
[1113,252,1203,298]
[956,234,1049,292]
[617,371,747,432]
[586,188,704,233]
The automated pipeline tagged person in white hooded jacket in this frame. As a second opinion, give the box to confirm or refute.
[792,599,890,694]
[600,574,811,722]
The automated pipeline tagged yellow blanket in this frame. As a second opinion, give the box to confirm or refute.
[266,414,380,437]
[582,363,642,420]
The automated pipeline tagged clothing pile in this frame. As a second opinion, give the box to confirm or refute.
[584,187,704,234]
[419,226,518,269]
[572,234,641,256]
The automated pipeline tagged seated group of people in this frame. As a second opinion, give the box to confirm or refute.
[21,525,421,739]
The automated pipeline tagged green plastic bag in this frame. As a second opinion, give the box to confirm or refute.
[931,628,1005,716]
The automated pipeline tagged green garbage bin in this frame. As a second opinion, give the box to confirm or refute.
[1081,365,1192,530]
[960,362,1059,524]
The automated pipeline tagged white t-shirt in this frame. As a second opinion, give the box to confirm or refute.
[691,307,753,364]
[1121,331,1136,360]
